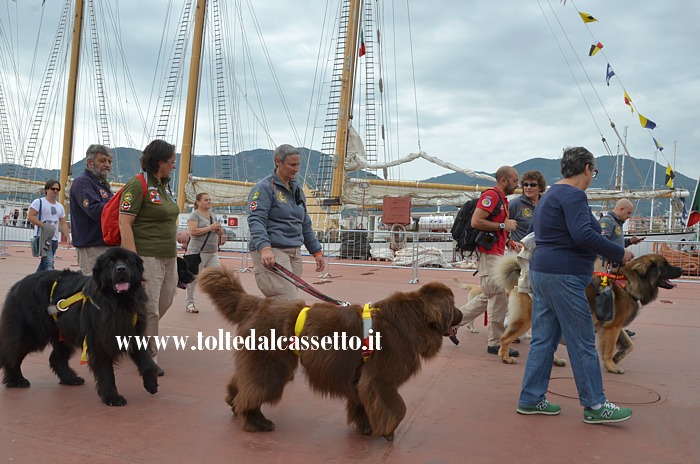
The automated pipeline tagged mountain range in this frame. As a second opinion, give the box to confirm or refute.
[1,148,695,215]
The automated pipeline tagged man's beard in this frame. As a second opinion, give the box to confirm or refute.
[91,168,110,183]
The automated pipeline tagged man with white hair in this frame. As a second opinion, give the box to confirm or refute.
[69,144,114,275]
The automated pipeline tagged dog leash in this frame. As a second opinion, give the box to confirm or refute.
[271,263,460,345]
[271,263,350,306]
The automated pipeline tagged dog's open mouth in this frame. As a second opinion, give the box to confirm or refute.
[658,278,676,290]
[114,282,131,293]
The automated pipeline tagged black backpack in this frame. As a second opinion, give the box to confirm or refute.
[451,189,503,254]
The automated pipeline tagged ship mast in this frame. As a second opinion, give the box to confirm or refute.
[177,0,207,212]
[327,0,362,208]
[59,0,85,205]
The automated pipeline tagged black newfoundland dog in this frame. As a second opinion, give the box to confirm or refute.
[0,248,159,406]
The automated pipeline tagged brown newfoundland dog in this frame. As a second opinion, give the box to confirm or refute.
[493,253,682,373]
[198,266,462,440]
[0,248,161,406]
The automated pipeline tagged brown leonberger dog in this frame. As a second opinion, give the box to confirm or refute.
[197,266,462,440]
[493,253,682,373]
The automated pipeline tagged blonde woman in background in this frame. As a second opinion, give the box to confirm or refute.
[184,192,223,313]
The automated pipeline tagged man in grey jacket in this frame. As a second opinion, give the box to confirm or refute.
[247,144,325,300]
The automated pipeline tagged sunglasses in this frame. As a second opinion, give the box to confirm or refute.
[49,187,60,191]
[592,169,599,178]
[521,182,539,188]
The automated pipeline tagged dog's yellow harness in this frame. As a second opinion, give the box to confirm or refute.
[293,303,378,362]
[46,279,137,365]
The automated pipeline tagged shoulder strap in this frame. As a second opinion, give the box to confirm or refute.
[484,188,505,220]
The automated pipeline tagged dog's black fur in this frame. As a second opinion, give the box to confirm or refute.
[0,247,157,406]
[176,256,196,289]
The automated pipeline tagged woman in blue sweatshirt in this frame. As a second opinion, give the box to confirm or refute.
[516,147,635,425]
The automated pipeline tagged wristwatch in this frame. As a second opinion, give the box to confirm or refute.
[499,223,505,230]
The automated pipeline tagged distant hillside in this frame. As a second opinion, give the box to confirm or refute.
[1,150,695,216]
[424,155,696,193]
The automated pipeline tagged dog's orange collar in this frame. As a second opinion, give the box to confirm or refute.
[593,272,628,289]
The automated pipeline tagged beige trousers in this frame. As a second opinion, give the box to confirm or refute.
[251,247,303,301]
[76,246,110,276]
[458,253,508,346]
[141,256,178,363]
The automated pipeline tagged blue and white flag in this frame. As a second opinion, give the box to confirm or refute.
[605,63,615,86]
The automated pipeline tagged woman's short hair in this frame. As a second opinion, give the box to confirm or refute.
[140,139,176,175]
[521,170,547,191]
[44,179,60,191]
[561,147,595,178]
[274,144,300,164]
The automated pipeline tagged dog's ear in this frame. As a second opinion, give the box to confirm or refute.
[628,257,657,280]
[420,283,458,332]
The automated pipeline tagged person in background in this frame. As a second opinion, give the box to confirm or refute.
[456,166,520,356]
[598,198,644,337]
[247,144,325,301]
[27,179,71,272]
[119,140,179,376]
[184,192,223,313]
[517,146,634,424]
[509,170,546,245]
[69,144,114,275]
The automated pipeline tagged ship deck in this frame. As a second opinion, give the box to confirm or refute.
[0,244,698,464]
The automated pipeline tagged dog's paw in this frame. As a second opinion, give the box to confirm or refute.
[143,378,158,394]
[4,377,31,388]
[501,357,518,365]
[553,358,567,367]
[383,432,395,442]
[104,394,128,406]
[59,376,85,386]
[605,365,625,374]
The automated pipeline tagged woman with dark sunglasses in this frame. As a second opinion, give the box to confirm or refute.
[508,170,547,246]
[27,179,72,271]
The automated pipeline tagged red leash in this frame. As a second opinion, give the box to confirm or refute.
[271,263,350,306]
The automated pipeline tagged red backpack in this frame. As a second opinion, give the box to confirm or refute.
[101,173,147,246]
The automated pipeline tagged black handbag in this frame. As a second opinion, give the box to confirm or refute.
[183,216,213,275]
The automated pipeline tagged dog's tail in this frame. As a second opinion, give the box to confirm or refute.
[451,276,479,291]
[492,254,521,292]
[197,266,261,324]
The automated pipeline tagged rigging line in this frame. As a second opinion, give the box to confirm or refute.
[537,0,609,155]
[544,0,614,127]
[300,0,335,187]
[404,0,420,154]
[389,0,399,174]
[245,0,303,148]
[566,0,675,171]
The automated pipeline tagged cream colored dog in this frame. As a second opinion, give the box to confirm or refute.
[451,277,482,333]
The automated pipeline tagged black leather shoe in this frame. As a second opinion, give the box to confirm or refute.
[624,329,636,337]
[157,366,165,377]
[487,345,519,357]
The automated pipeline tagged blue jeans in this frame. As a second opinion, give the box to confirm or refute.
[519,270,606,408]
[36,240,59,272]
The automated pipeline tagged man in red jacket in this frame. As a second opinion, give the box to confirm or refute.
[458,166,520,356]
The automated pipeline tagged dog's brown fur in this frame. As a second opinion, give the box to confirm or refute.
[198,266,462,440]
[585,254,682,373]
[495,253,682,373]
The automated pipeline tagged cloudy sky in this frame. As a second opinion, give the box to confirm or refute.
[2,0,699,188]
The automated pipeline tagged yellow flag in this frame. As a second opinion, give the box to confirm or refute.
[579,12,598,23]
[665,164,675,189]
[624,91,633,113]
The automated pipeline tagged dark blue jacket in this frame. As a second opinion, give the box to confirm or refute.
[69,170,113,247]
[530,184,624,276]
